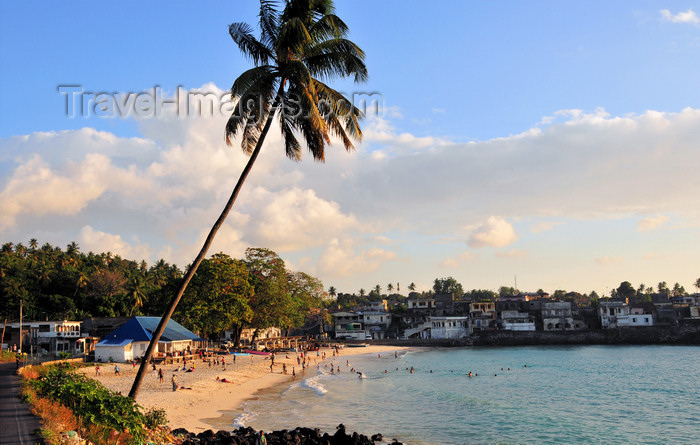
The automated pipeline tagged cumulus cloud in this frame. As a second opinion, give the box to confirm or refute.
[637,215,670,232]
[467,217,518,248]
[314,238,398,278]
[2,83,700,291]
[660,8,700,24]
[78,226,151,260]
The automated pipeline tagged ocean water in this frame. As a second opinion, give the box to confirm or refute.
[232,346,700,444]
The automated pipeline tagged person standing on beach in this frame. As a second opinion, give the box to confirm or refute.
[158,368,164,383]
[114,365,120,375]
[172,374,179,391]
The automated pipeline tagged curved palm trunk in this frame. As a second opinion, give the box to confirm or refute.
[128,93,282,399]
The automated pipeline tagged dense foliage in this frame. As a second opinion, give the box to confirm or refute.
[0,241,326,341]
[26,364,163,444]
[0,240,182,320]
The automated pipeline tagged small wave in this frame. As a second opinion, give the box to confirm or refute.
[232,410,256,428]
[301,375,328,395]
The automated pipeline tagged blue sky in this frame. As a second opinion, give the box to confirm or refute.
[1,1,699,295]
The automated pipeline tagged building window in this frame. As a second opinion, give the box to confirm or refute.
[39,324,50,333]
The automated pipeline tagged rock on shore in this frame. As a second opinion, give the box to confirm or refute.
[172,424,402,445]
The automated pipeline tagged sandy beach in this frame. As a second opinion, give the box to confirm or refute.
[79,345,409,432]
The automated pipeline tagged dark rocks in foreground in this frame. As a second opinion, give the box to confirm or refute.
[172,424,402,445]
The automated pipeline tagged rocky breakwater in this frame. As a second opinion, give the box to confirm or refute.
[172,424,402,445]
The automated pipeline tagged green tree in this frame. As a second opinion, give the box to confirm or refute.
[408,282,416,292]
[616,281,636,300]
[328,286,337,299]
[695,277,700,293]
[433,277,464,297]
[467,289,496,302]
[658,281,669,297]
[245,248,291,337]
[672,282,687,297]
[286,271,325,330]
[177,253,253,341]
[387,283,394,294]
[498,286,519,299]
[129,0,367,398]
[552,289,567,300]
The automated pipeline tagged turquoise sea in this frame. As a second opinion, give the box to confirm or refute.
[232,346,700,444]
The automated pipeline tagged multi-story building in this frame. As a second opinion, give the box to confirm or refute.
[5,320,84,356]
[541,302,575,331]
[599,300,630,328]
[430,316,470,339]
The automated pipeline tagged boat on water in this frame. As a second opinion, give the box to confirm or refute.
[346,343,368,348]
[231,352,250,356]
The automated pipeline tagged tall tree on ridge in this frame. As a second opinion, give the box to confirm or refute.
[129,0,367,398]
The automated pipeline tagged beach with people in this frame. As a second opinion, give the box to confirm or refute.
[79,345,409,432]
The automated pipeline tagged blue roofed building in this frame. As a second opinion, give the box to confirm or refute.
[94,316,206,363]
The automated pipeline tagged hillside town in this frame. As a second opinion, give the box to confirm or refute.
[329,291,700,341]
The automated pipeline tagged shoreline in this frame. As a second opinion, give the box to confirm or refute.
[79,345,411,432]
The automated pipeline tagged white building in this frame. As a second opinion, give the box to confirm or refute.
[499,310,536,331]
[95,316,205,363]
[616,314,653,327]
[6,320,84,356]
[599,301,630,328]
[430,316,470,339]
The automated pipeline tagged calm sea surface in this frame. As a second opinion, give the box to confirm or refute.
[231,346,700,444]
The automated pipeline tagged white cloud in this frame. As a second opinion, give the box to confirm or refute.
[637,215,669,232]
[246,187,360,252]
[2,84,700,293]
[78,226,151,261]
[660,8,700,24]
[315,238,398,278]
[468,217,518,248]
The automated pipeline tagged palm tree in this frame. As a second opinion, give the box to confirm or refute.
[695,277,700,294]
[328,286,337,298]
[387,283,394,294]
[129,0,367,398]
[408,282,416,292]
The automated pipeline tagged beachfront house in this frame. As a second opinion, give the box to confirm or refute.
[498,310,536,331]
[430,316,470,339]
[332,311,369,340]
[94,316,206,363]
[362,310,391,339]
[541,301,575,331]
[4,320,85,356]
[598,300,630,328]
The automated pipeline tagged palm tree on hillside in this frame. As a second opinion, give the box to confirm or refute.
[129,0,367,398]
